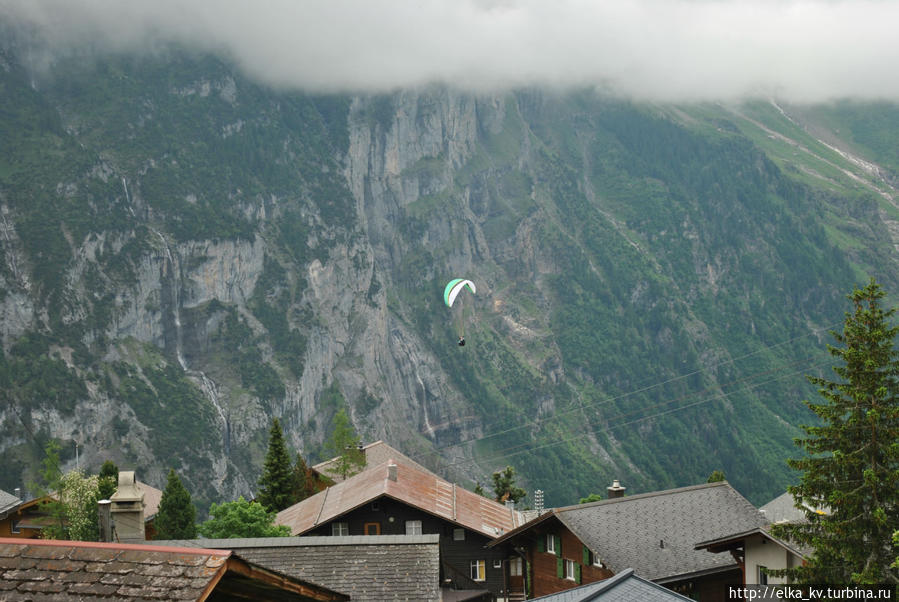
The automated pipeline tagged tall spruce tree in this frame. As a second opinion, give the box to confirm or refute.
[154,469,197,540]
[771,279,899,584]
[257,418,294,512]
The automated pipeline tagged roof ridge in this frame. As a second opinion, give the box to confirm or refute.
[0,537,233,556]
[556,481,730,512]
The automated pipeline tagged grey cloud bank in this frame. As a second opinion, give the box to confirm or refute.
[2,0,898,102]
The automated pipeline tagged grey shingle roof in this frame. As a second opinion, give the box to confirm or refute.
[0,489,20,518]
[759,492,827,524]
[530,569,695,601]
[555,482,768,582]
[158,534,441,601]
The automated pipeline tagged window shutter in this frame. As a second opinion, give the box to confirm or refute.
[556,557,563,579]
[582,545,590,565]
[554,535,561,557]
[537,536,545,553]
[526,562,532,597]
[575,562,582,584]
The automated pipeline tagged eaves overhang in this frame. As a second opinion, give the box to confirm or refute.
[486,510,560,548]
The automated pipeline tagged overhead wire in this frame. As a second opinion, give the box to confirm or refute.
[410,321,841,465]
[439,355,837,471]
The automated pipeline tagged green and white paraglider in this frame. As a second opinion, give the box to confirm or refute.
[444,278,476,346]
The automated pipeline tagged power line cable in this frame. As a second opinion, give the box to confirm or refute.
[440,356,835,471]
[445,353,830,467]
[411,321,841,464]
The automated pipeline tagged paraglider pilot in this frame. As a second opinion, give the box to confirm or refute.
[458,336,466,347]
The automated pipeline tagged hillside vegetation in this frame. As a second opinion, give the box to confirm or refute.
[1,35,898,507]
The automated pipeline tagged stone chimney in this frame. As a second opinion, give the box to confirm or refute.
[607,479,626,499]
[109,471,145,541]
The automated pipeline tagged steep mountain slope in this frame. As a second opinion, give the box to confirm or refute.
[2,38,898,508]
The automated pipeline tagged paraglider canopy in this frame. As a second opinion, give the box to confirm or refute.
[444,279,476,308]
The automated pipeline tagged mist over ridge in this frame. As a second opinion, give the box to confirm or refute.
[3,0,899,102]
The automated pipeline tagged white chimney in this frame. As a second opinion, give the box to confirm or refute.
[387,462,398,482]
[607,479,627,499]
[109,471,145,541]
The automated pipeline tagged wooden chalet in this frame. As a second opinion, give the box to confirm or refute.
[0,489,43,539]
[0,475,163,541]
[488,481,769,601]
[276,458,526,600]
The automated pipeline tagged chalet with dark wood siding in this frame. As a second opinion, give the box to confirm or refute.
[276,458,525,600]
[489,481,768,601]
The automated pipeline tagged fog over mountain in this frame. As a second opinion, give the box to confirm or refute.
[3,0,899,101]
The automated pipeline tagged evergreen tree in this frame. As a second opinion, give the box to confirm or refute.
[323,409,366,480]
[31,440,67,540]
[579,493,603,504]
[771,279,899,585]
[706,470,726,483]
[154,469,197,540]
[98,460,118,500]
[291,453,319,504]
[257,418,294,512]
[491,466,527,504]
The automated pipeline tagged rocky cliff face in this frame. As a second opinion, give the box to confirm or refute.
[2,40,898,507]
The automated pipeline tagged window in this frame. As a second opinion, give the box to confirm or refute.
[10,520,20,534]
[405,520,422,535]
[371,502,380,511]
[583,546,603,568]
[470,560,486,581]
[453,528,465,541]
[331,522,349,536]
[758,565,768,585]
[364,522,381,535]
[493,559,502,569]
[546,533,555,554]
[564,559,577,581]
[509,557,522,577]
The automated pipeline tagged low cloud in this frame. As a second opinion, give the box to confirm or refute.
[2,0,898,102]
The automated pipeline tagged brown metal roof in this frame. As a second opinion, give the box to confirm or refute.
[136,480,163,519]
[278,459,523,538]
[0,537,348,601]
[312,440,436,483]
